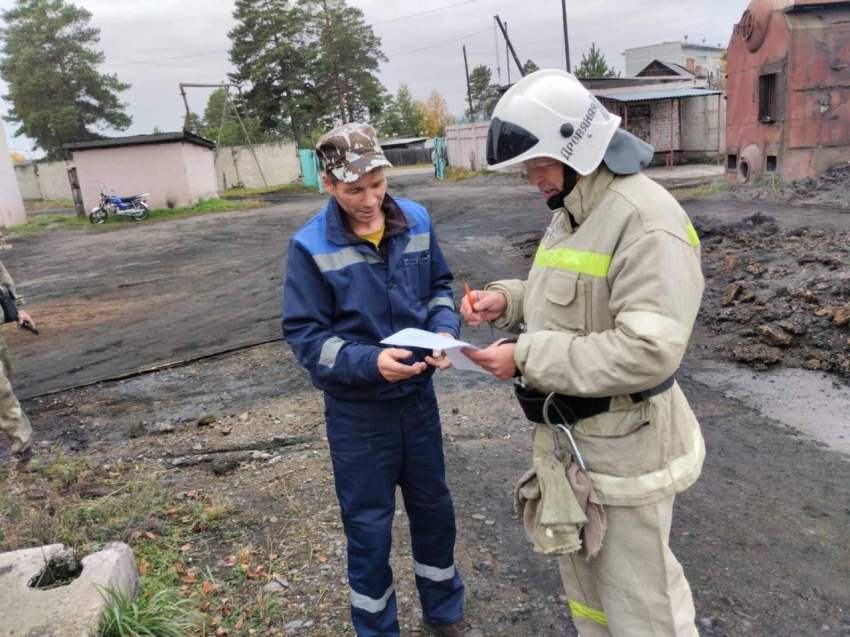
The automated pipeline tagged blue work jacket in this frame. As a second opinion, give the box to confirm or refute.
[282,195,459,402]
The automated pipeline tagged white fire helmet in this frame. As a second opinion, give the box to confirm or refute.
[486,69,622,175]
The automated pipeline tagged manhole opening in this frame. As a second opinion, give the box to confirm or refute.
[28,557,83,590]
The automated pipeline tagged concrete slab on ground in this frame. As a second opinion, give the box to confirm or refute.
[0,542,139,637]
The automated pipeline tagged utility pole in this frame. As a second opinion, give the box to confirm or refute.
[561,0,571,73]
[463,45,474,119]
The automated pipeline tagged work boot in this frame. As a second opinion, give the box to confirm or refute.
[421,619,484,637]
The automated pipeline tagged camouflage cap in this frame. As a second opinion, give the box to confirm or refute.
[316,123,392,183]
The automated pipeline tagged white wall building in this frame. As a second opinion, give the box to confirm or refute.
[0,119,27,228]
[624,41,726,86]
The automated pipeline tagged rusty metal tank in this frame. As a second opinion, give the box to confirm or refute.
[725,0,850,184]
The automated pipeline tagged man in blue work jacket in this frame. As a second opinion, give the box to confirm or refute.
[282,123,483,637]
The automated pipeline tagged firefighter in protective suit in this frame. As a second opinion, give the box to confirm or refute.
[461,70,705,636]
[0,260,35,464]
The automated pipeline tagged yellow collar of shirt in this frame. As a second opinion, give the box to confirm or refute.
[357,224,385,249]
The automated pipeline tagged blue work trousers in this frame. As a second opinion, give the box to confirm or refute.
[324,381,464,637]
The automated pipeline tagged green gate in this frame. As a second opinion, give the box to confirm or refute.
[434,137,448,181]
[299,149,325,194]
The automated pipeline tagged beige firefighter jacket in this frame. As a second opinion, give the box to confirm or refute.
[487,166,705,507]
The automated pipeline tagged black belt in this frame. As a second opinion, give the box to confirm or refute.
[513,376,676,425]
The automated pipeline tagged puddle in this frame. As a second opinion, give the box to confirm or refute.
[685,358,850,455]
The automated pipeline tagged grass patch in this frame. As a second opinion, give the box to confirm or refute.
[219,183,315,199]
[754,173,785,200]
[147,197,265,220]
[443,166,489,182]
[672,181,731,201]
[388,163,434,170]
[6,213,91,234]
[24,198,75,211]
[6,198,266,235]
[0,448,168,551]
[97,588,201,637]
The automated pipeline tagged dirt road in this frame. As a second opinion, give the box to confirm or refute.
[3,173,849,636]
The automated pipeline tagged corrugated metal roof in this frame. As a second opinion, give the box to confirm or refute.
[596,88,723,103]
[378,136,429,147]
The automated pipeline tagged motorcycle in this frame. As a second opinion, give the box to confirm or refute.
[89,184,151,224]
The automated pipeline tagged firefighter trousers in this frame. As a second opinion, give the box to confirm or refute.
[0,335,31,455]
[558,496,698,637]
[324,381,464,637]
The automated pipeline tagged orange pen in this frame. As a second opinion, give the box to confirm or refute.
[464,283,475,313]
[465,283,495,338]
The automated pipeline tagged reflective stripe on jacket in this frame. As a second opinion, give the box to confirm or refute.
[283,195,459,402]
[488,167,705,506]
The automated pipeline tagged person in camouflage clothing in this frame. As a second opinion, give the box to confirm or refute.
[0,260,35,463]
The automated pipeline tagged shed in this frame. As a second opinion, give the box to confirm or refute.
[596,88,724,167]
[378,137,432,167]
[63,132,218,212]
[725,0,850,183]
[378,137,429,150]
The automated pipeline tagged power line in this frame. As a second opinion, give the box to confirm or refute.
[388,27,492,58]
[100,51,229,68]
[372,0,483,26]
[103,57,232,71]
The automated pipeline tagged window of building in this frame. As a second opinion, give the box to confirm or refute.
[727,154,738,172]
[759,74,777,122]
[766,155,777,172]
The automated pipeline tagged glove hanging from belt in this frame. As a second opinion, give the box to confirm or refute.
[513,375,676,425]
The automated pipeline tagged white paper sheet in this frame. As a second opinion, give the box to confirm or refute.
[380,328,489,374]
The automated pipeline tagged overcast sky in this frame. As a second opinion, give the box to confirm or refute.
[0,0,747,156]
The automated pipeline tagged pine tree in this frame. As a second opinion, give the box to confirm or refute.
[379,84,424,138]
[300,0,387,126]
[0,0,131,158]
[228,0,316,145]
[465,65,500,121]
[521,59,540,75]
[573,43,619,78]
[200,88,270,147]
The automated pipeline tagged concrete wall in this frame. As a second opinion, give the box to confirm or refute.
[0,119,27,228]
[602,95,726,158]
[14,161,73,201]
[17,140,304,202]
[182,143,219,203]
[445,121,490,172]
[682,94,726,155]
[72,143,196,211]
[214,141,301,191]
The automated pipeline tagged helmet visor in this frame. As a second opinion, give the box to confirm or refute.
[487,117,539,166]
